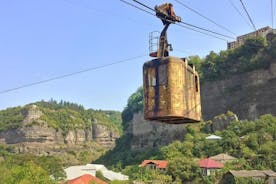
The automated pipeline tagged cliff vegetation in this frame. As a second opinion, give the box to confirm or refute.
[189,36,276,82]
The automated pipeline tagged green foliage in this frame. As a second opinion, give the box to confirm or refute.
[123,165,173,183]
[0,150,66,184]
[98,114,276,183]
[96,170,109,182]
[121,87,143,130]
[190,36,275,82]
[0,100,122,136]
[167,157,200,182]
[0,106,26,131]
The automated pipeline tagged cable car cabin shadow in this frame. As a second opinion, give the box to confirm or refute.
[143,56,202,124]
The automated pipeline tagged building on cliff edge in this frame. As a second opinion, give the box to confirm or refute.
[227,26,276,49]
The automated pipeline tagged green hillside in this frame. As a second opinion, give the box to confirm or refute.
[0,99,122,134]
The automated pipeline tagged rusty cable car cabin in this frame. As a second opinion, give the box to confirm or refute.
[143,57,201,123]
[143,3,202,123]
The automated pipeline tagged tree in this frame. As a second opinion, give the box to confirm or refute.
[167,157,200,183]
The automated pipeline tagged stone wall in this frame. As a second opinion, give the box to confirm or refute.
[201,63,276,120]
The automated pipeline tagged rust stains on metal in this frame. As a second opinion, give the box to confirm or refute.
[143,56,202,124]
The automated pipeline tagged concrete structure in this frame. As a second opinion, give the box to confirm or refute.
[65,165,97,180]
[227,26,276,49]
[64,164,128,181]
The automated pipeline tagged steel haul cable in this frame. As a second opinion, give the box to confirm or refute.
[239,0,257,31]
[174,0,237,37]
[120,0,235,40]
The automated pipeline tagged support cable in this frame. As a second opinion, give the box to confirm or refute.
[174,0,237,37]
[121,0,235,40]
[120,0,155,16]
[228,0,252,29]
[176,23,228,41]
[239,0,257,31]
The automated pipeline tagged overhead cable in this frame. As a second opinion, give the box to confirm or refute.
[120,0,155,16]
[228,0,252,29]
[121,0,234,40]
[0,55,146,95]
[239,0,257,31]
[272,0,274,28]
[176,23,228,41]
[174,0,237,37]
[179,21,234,39]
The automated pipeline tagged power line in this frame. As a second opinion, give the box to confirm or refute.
[239,0,257,31]
[228,0,252,29]
[62,0,155,28]
[0,55,146,95]
[173,0,237,37]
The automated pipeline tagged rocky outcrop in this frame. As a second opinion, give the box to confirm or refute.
[92,124,119,148]
[201,62,276,120]
[128,112,186,150]
[0,105,119,154]
[205,112,239,133]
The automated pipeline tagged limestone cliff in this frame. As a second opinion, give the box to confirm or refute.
[127,112,186,150]
[201,62,276,120]
[0,104,120,155]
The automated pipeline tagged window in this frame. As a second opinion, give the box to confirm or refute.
[195,76,199,92]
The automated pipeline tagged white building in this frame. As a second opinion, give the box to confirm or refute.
[64,164,129,181]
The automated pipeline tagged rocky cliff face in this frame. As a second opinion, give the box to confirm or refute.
[201,62,276,120]
[128,112,186,150]
[0,105,119,155]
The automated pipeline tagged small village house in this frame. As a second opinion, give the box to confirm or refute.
[198,158,224,176]
[139,160,168,172]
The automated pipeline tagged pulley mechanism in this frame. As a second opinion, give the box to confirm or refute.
[149,3,181,58]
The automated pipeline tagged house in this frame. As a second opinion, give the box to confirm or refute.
[221,170,276,184]
[66,174,107,184]
[198,158,224,176]
[210,153,237,163]
[139,160,168,171]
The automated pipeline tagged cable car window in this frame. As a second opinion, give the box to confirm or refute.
[148,68,156,86]
[195,75,199,92]
[158,64,167,85]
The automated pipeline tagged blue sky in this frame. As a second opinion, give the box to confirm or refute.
[0,0,274,111]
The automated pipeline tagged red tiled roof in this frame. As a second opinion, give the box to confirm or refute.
[140,160,168,169]
[67,174,107,184]
[198,158,224,169]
